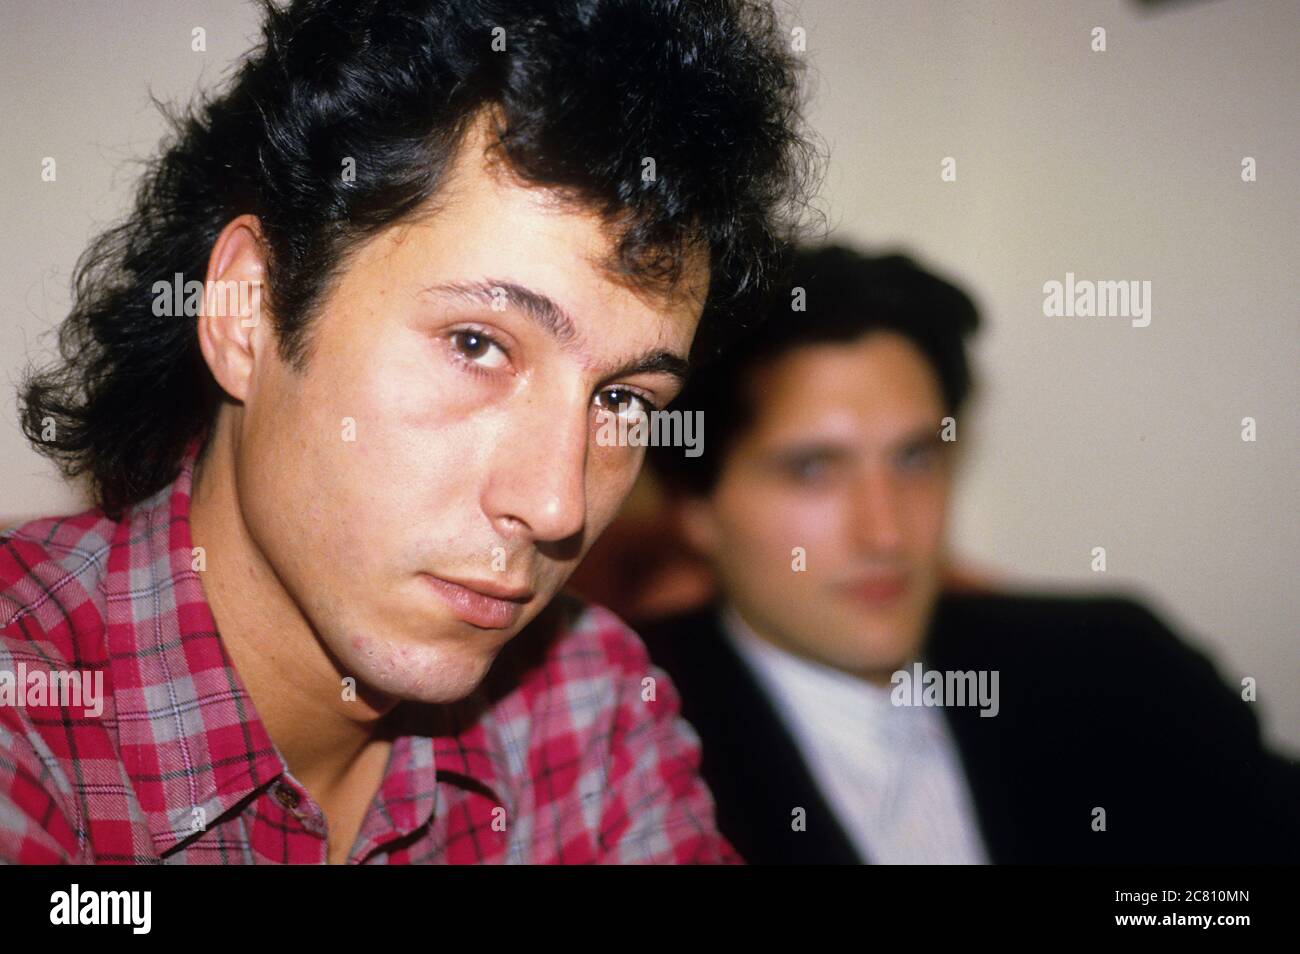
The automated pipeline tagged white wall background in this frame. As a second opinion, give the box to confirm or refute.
[1,0,1296,752]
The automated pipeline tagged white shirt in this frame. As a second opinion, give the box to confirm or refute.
[719,605,990,864]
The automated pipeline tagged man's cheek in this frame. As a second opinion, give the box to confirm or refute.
[765,498,838,562]
[587,451,642,527]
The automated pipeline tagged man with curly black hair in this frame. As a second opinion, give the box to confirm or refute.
[1,0,817,864]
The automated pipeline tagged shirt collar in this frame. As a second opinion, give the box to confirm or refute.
[718,604,895,708]
[716,602,943,748]
[106,434,505,856]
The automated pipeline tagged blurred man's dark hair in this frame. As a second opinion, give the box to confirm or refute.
[650,244,981,496]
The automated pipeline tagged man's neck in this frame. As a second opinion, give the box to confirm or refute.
[721,603,901,690]
[188,421,395,802]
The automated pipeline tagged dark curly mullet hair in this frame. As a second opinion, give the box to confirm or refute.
[19,0,821,519]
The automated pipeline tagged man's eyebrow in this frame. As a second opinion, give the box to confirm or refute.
[421,278,578,346]
[769,442,854,462]
[605,350,691,385]
[422,276,690,383]
[899,426,949,448]
[766,425,947,462]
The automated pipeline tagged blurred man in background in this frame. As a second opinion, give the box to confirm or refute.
[637,243,1300,864]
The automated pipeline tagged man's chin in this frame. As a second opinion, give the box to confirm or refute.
[813,612,926,678]
[337,640,501,707]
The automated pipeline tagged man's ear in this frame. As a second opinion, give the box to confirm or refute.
[676,494,722,561]
[196,214,271,404]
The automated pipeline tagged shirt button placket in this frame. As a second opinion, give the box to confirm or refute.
[272,782,301,811]
[274,781,329,839]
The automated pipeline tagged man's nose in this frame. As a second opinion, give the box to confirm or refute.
[481,392,589,546]
[848,466,904,553]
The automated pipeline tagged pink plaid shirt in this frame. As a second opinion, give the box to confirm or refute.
[0,441,740,864]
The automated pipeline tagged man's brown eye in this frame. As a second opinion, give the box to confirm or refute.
[448,329,509,370]
[597,388,656,416]
[453,331,488,358]
[790,456,829,482]
[898,443,938,473]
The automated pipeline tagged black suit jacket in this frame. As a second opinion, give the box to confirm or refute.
[638,593,1300,864]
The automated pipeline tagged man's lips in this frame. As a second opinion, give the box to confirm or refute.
[840,574,909,605]
[420,574,534,629]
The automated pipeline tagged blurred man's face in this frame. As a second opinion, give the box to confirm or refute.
[207,116,705,705]
[682,331,955,681]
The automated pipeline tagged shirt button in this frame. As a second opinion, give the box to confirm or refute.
[273,783,301,810]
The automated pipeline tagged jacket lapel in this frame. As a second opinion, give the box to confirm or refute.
[642,608,865,864]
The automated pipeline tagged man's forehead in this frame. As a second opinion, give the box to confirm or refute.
[742,343,944,441]
[760,335,941,398]
[424,108,712,318]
